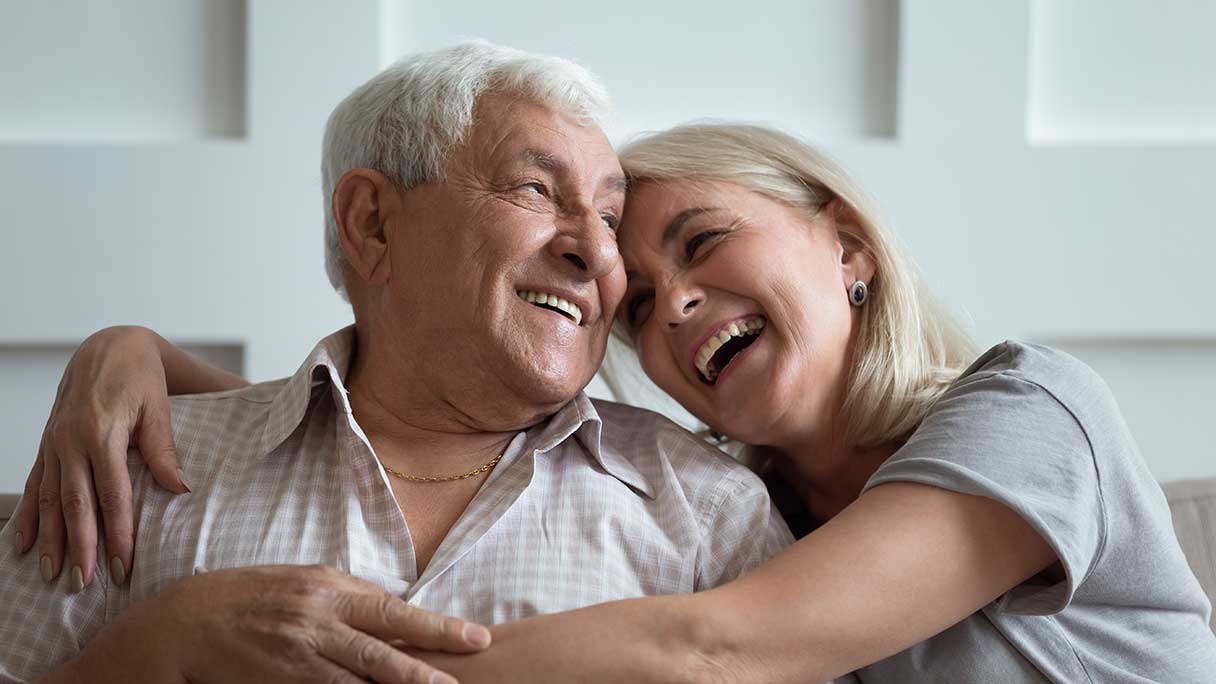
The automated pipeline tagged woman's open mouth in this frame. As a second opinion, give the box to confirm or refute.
[694,317,765,384]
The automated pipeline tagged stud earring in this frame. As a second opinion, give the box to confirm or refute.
[849,280,868,307]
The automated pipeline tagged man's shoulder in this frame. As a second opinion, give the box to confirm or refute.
[165,378,288,450]
[169,377,286,408]
[590,398,765,497]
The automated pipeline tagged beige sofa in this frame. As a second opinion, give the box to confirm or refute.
[2,480,1216,630]
[1162,478,1216,630]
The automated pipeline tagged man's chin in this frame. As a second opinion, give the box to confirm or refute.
[509,362,595,407]
[519,376,589,407]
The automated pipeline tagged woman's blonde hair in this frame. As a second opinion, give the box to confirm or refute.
[617,122,975,447]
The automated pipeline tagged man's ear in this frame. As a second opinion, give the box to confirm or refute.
[333,168,395,287]
[827,198,877,289]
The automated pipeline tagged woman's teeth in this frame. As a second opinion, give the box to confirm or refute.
[517,289,583,325]
[695,317,766,383]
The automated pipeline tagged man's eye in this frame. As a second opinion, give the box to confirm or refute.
[626,292,653,326]
[520,182,547,196]
[601,213,620,232]
[684,231,722,261]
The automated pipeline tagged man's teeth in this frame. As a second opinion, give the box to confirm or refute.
[517,290,583,325]
[695,317,766,382]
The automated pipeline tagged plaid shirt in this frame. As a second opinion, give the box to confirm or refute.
[0,327,792,680]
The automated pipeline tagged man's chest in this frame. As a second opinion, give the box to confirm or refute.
[127,467,699,623]
[389,476,485,577]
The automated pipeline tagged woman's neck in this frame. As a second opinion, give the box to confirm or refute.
[774,435,901,523]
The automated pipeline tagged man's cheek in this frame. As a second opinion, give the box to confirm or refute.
[600,270,627,317]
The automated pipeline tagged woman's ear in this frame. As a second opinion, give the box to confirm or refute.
[333,168,395,288]
[827,198,877,289]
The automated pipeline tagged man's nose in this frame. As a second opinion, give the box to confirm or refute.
[549,208,620,280]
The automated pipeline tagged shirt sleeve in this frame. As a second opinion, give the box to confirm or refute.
[694,469,795,590]
[861,369,1106,615]
[0,507,110,682]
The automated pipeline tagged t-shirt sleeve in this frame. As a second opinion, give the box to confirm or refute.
[861,369,1106,615]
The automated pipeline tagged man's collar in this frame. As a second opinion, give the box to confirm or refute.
[525,393,655,499]
[259,326,655,499]
[261,326,356,456]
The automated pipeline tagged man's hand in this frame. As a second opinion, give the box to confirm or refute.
[56,564,490,684]
[14,325,189,591]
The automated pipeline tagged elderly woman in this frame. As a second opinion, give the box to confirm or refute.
[14,123,1216,682]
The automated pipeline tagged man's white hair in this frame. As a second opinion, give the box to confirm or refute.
[321,40,611,300]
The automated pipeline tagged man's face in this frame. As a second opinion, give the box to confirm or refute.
[379,94,626,412]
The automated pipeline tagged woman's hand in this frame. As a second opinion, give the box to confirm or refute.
[46,564,489,684]
[13,326,193,591]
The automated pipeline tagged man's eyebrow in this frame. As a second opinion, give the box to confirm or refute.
[602,175,627,194]
[662,207,720,245]
[516,150,625,197]
[519,149,562,172]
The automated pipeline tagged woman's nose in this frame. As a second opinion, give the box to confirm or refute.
[656,280,703,329]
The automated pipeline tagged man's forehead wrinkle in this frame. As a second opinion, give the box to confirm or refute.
[461,96,621,206]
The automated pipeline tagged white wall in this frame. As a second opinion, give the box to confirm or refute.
[1,0,1213,493]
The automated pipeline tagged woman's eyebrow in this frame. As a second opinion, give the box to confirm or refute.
[662,207,722,245]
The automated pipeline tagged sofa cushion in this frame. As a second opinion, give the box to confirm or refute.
[1163,478,1216,630]
[0,494,18,527]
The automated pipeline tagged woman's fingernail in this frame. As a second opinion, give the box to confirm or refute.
[14,531,22,553]
[463,623,492,648]
[110,556,127,585]
[431,672,458,684]
[70,565,84,593]
[177,468,192,492]
[40,555,53,583]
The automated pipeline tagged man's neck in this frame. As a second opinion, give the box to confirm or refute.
[346,381,517,472]
[343,323,550,472]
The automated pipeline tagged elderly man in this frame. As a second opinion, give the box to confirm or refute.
[0,42,790,683]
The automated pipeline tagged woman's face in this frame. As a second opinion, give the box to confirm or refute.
[616,179,872,447]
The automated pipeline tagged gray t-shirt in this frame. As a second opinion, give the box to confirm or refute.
[841,341,1216,683]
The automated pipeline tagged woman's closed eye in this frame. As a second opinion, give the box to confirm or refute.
[684,230,724,261]
[625,291,654,326]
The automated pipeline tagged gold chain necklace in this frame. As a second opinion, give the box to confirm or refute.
[378,446,507,483]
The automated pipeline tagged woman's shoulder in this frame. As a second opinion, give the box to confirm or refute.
[949,341,1115,418]
[960,340,1096,385]
[914,340,1142,483]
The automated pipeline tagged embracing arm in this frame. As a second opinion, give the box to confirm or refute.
[421,481,1056,683]
[1,563,489,684]
[141,325,251,396]
[13,325,249,591]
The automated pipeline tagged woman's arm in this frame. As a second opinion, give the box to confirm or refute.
[13,325,250,591]
[145,326,250,396]
[419,481,1056,683]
